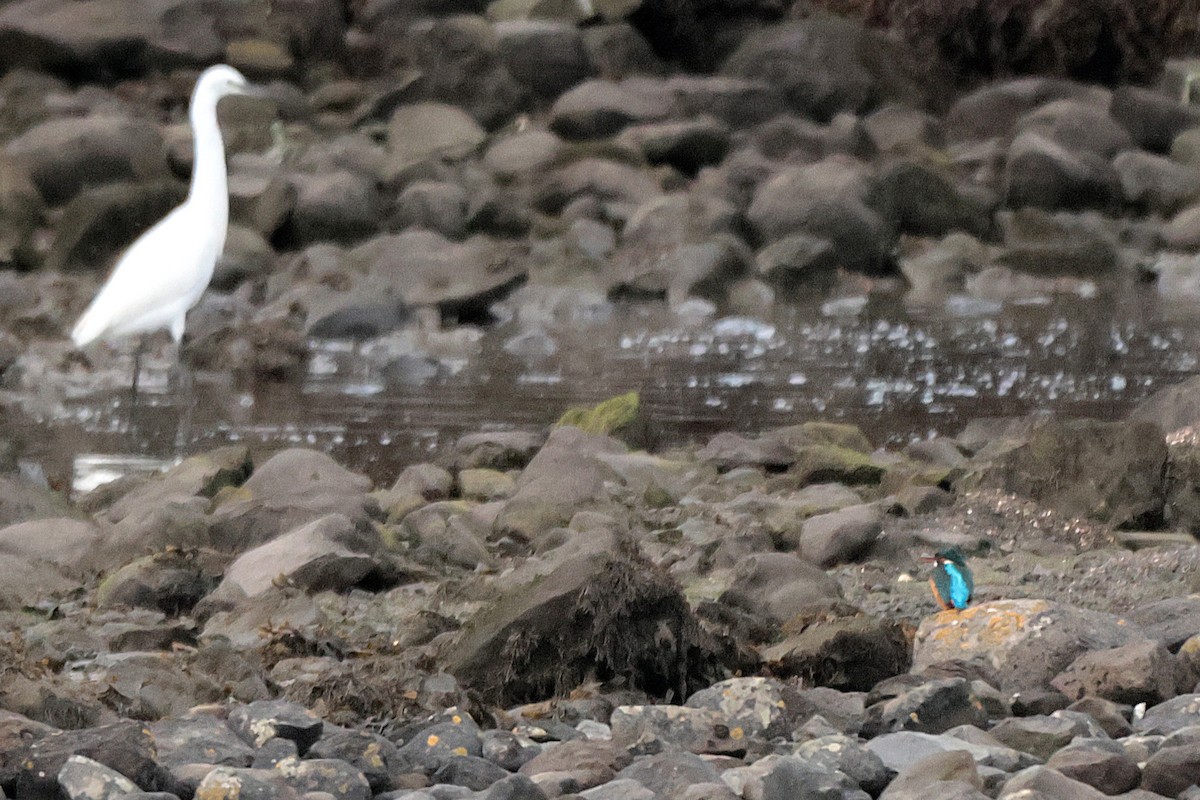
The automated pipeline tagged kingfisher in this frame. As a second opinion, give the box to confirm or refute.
[922,547,973,610]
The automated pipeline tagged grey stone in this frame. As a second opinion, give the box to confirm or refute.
[798,503,883,568]
[1052,639,1180,705]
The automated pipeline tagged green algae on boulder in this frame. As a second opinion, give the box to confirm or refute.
[556,391,642,438]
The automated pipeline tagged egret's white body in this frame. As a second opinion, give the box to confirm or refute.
[71,65,251,349]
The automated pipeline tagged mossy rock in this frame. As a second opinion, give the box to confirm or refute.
[557,391,651,447]
[766,422,873,454]
[790,444,886,486]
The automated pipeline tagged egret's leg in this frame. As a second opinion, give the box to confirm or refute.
[173,340,196,457]
[130,335,148,405]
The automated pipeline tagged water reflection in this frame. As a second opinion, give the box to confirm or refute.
[47,284,1200,493]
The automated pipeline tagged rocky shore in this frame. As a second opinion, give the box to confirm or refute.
[1,0,1200,798]
[0,400,1194,799]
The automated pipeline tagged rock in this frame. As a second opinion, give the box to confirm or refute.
[765,611,912,692]
[798,503,884,568]
[861,105,943,155]
[95,549,220,614]
[1140,741,1200,797]
[13,720,172,798]
[104,447,252,524]
[459,469,516,502]
[865,159,988,238]
[228,701,324,754]
[386,102,486,177]
[747,158,891,273]
[1064,697,1133,739]
[285,170,384,247]
[944,78,1100,143]
[794,734,892,796]
[719,552,844,627]
[1114,150,1200,213]
[582,23,665,78]
[495,21,593,99]
[43,180,186,272]
[1165,204,1200,250]
[698,432,795,472]
[913,600,1147,693]
[1131,374,1200,432]
[1045,741,1141,795]
[1110,86,1200,153]
[878,750,982,800]
[216,513,378,598]
[684,677,809,740]
[721,754,871,800]
[518,738,629,789]
[4,112,168,205]
[274,756,371,799]
[394,181,468,239]
[0,517,101,577]
[347,229,525,315]
[616,117,731,176]
[549,79,670,139]
[452,431,545,471]
[615,751,720,796]
[481,774,548,800]
[0,152,42,268]
[1003,131,1119,210]
[580,779,655,800]
[484,129,566,181]
[755,233,840,295]
[988,715,1082,761]
[536,156,661,216]
[149,715,256,767]
[720,18,880,121]
[1017,98,1133,158]
[610,704,748,755]
[57,753,141,798]
[447,529,719,705]
[194,766,302,799]
[307,727,397,793]
[493,426,623,540]
[865,729,1032,775]
[209,448,374,552]
[1051,639,1180,705]
[1136,694,1200,735]
[865,679,987,736]
[960,418,1166,528]
[789,445,886,487]
[999,765,1110,800]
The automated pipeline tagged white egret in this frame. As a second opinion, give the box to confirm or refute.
[70,64,255,392]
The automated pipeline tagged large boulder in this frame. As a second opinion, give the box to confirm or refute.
[446,529,721,705]
[4,113,168,205]
[913,600,1148,693]
[960,418,1166,528]
[208,448,375,552]
[721,17,910,121]
[43,180,186,273]
[747,158,891,273]
[1003,131,1119,211]
[493,425,624,541]
[214,513,379,599]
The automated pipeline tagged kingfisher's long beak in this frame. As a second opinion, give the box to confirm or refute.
[919,555,938,563]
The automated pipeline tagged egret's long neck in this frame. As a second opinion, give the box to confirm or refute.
[188,89,229,231]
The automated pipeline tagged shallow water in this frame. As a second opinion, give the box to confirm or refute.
[31,283,1200,492]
